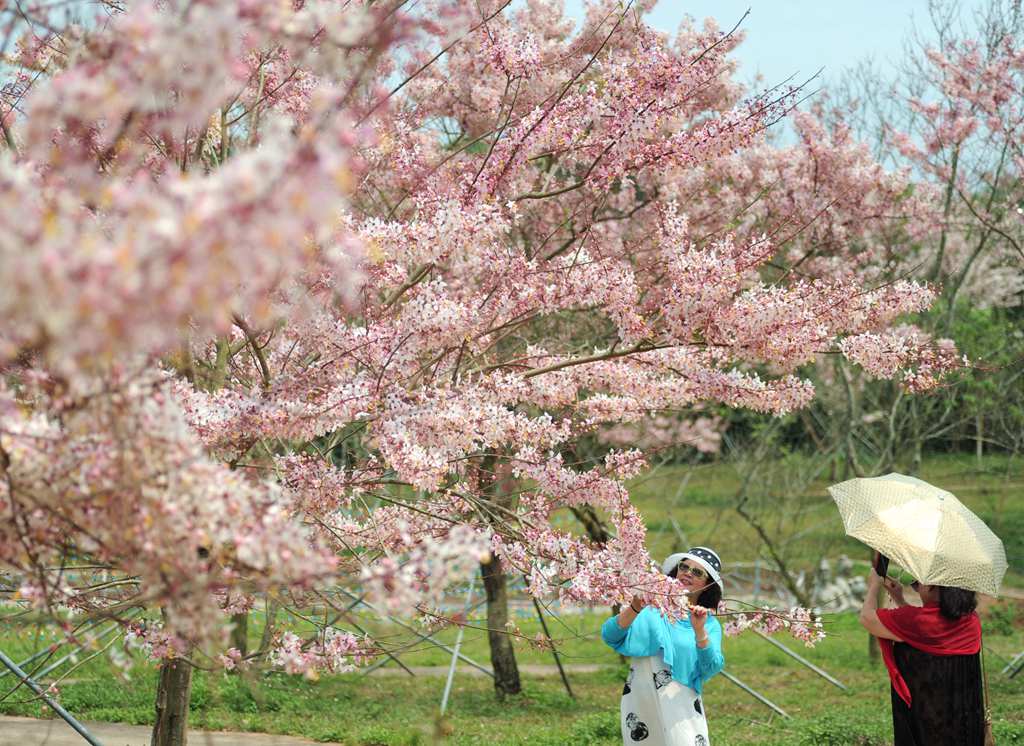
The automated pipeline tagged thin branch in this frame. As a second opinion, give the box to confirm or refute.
[357,0,514,127]
[955,185,1024,260]
[383,263,433,309]
[232,315,272,390]
[521,341,667,379]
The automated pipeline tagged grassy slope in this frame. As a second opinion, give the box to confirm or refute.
[624,452,1024,587]
[1,453,1022,744]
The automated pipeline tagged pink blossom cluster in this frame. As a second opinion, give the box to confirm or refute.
[840,326,964,391]
[722,605,826,648]
[358,525,493,615]
[601,414,724,453]
[218,647,245,671]
[884,35,1024,306]
[512,448,643,513]
[125,623,189,662]
[269,629,367,678]
[0,0,392,380]
[0,373,338,642]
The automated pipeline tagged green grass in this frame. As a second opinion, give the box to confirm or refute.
[3,609,1024,744]
[1,453,1022,744]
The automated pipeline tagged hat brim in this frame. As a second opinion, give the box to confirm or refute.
[661,552,723,590]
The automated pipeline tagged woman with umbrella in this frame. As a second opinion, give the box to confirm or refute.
[829,473,1003,746]
[859,564,985,745]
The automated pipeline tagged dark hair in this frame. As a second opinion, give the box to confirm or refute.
[696,583,722,610]
[938,586,977,620]
[667,564,723,610]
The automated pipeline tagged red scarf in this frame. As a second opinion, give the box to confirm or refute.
[876,603,981,706]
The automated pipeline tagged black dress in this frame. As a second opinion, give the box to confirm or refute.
[890,642,985,746]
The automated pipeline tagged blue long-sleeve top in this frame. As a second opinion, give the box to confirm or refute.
[601,607,725,694]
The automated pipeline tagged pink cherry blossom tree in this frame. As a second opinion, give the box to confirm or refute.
[885,2,1024,318]
[0,0,966,740]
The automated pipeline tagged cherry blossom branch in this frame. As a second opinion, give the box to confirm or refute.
[954,185,1024,259]
[357,0,514,126]
[521,341,669,379]
[232,315,272,390]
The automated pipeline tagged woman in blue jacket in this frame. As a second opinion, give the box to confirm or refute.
[602,547,726,745]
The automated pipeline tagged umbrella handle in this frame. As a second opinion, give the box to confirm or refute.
[873,551,890,577]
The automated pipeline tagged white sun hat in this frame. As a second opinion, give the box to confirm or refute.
[661,546,723,590]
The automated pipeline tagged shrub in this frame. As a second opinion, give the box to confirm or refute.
[984,601,1022,636]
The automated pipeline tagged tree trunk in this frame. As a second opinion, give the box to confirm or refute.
[975,414,984,466]
[151,657,192,746]
[257,598,279,658]
[911,437,923,475]
[476,454,522,699]
[734,499,810,607]
[570,504,611,544]
[230,612,248,657]
[480,555,522,699]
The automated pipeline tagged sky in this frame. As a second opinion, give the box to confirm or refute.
[562,1,989,90]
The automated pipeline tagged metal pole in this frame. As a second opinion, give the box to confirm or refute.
[719,669,789,719]
[378,619,493,678]
[531,596,573,699]
[1002,650,1024,676]
[360,598,489,675]
[382,621,493,678]
[0,618,107,680]
[1009,652,1024,679]
[0,642,60,680]
[340,589,494,678]
[440,580,475,715]
[754,630,847,690]
[316,588,415,674]
[29,624,123,683]
[0,648,105,746]
[343,619,417,677]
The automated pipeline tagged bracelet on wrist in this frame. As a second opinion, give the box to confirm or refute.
[629,602,642,614]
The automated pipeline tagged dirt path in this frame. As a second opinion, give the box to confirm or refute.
[0,665,609,745]
[0,716,338,746]
[365,662,608,676]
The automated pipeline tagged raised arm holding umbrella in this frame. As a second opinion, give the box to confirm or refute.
[829,473,1004,746]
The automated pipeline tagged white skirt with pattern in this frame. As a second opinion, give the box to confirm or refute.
[619,654,710,746]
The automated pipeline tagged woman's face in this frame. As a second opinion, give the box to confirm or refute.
[674,559,711,596]
[911,580,939,604]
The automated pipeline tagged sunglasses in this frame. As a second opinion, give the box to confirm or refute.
[676,563,708,581]
[910,580,921,590]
